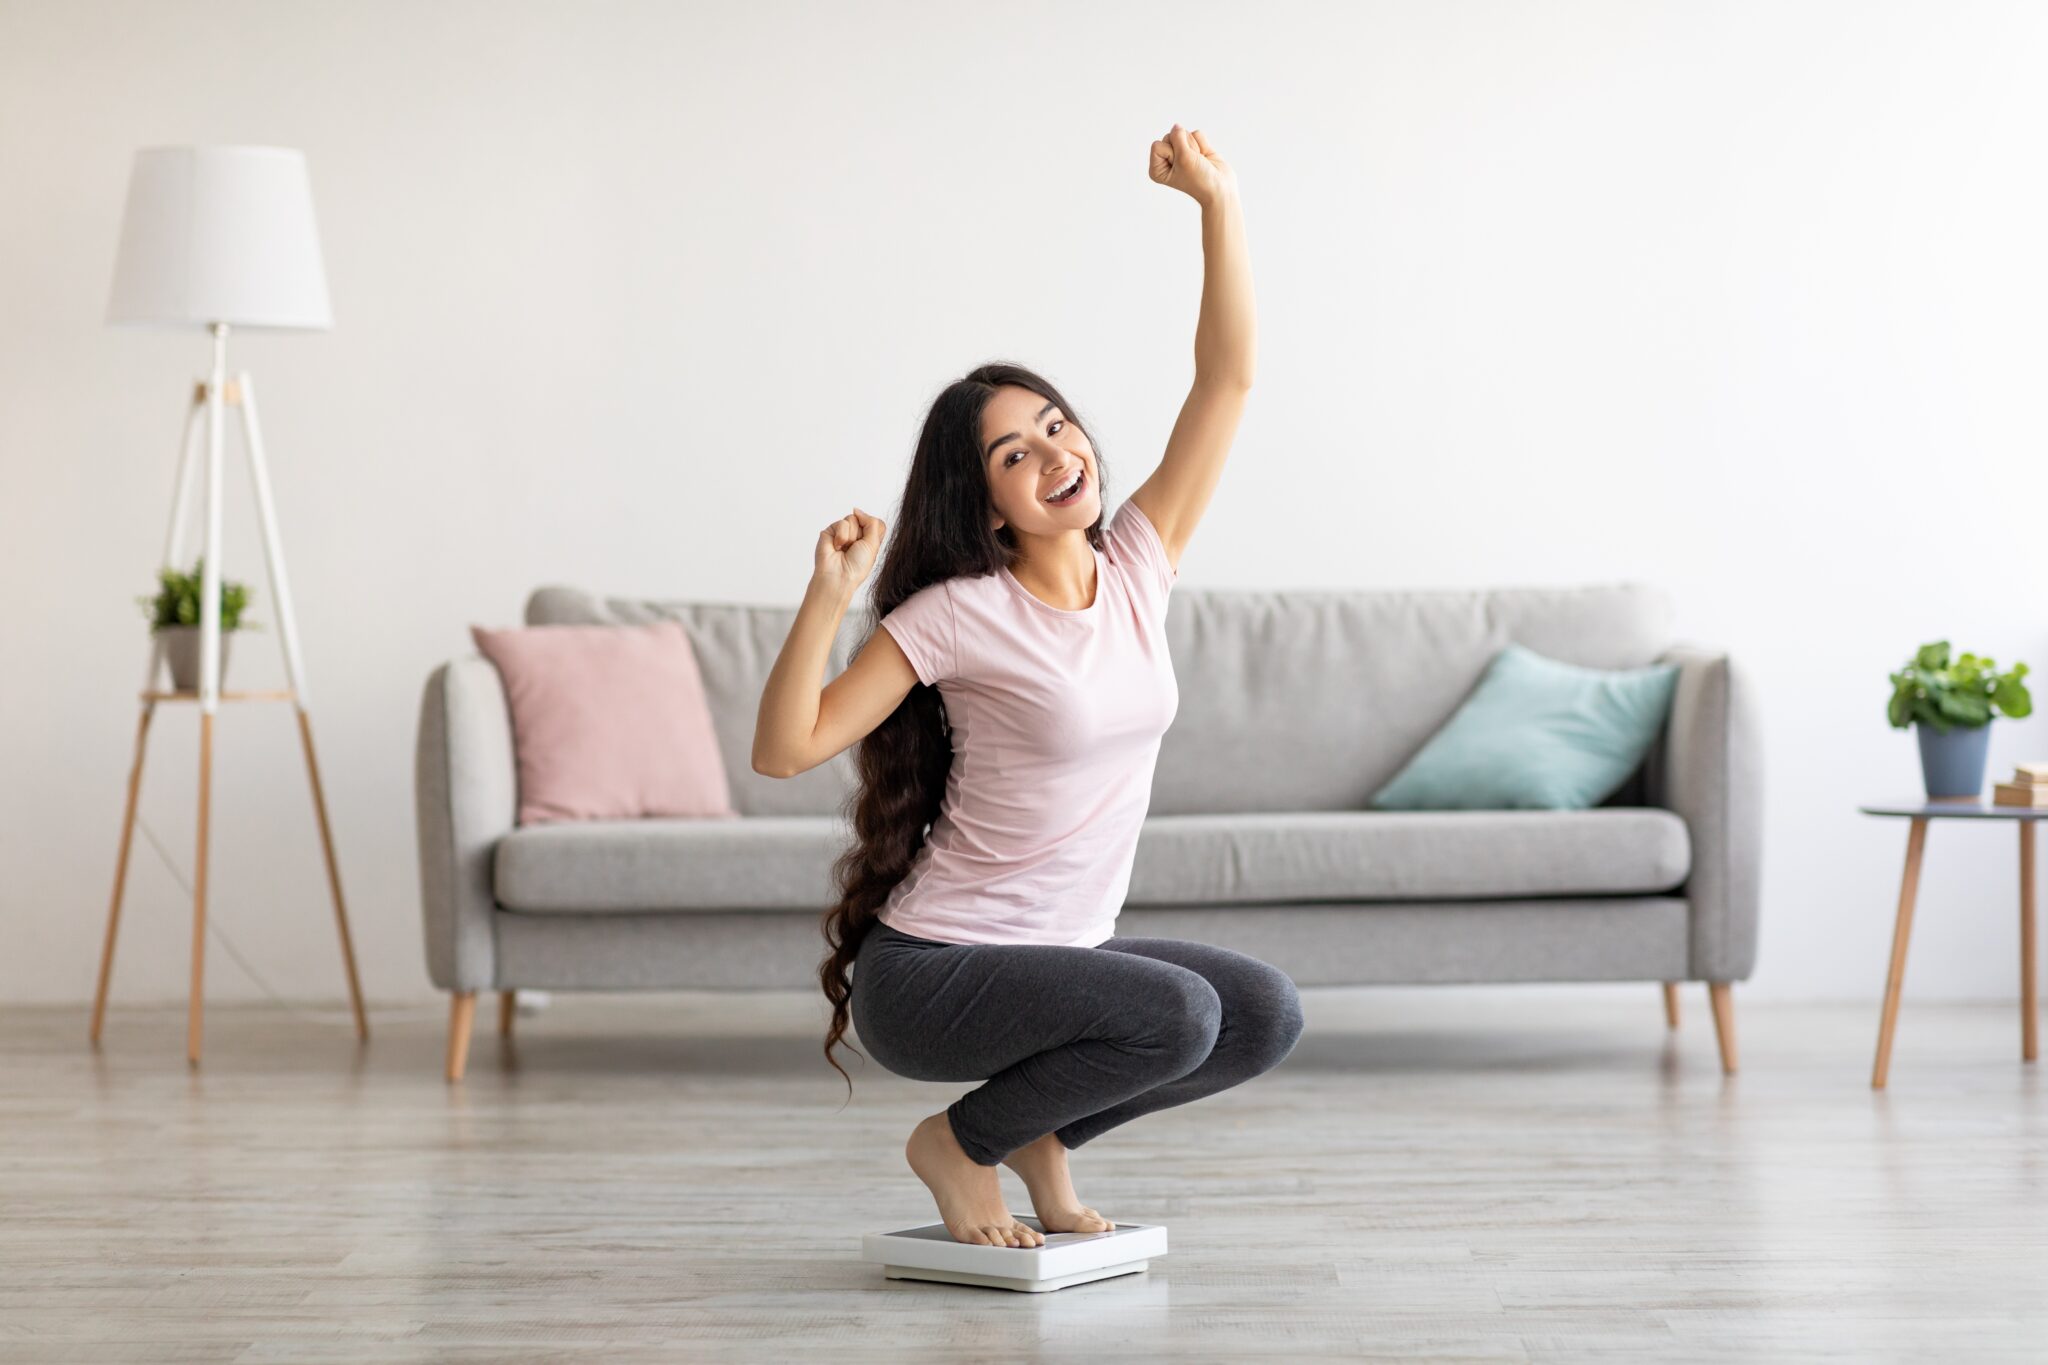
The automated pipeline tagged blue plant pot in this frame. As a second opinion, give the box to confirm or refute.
[1916,720,1991,798]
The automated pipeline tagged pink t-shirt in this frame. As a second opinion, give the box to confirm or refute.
[873,496,1180,946]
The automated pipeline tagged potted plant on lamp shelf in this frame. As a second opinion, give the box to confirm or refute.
[136,556,261,692]
[1886,640,2032,799]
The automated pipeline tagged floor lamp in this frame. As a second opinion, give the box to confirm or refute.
[91,145,368,1065]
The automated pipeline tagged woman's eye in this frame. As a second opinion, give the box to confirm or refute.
[1004,421,1065,467]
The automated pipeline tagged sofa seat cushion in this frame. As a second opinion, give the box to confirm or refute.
[493,808,1690,914]
[1127,810,1690,904]
[495,815,850,913]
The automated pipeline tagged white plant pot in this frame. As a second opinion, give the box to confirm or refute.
[157,625,234,692]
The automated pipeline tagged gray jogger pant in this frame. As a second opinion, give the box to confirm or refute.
[849,918,1306,1166]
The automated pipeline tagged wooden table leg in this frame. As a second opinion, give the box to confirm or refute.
[1872,816,1929,1089]
[2022,820,2037,1065]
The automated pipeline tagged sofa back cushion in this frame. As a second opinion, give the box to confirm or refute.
[1150,583,1674,814]
[471,620,737,826]
[1366,643,1681,811]
[524,581,1674,817]
[525,586,871,817]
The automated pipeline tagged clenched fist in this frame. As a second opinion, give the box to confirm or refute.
[815,507,885,591]
[1149,123,1235,206]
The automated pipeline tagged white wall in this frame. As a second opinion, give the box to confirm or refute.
[3,0,2044,1008]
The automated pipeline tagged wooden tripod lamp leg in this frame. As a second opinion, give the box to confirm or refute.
[188,711,215,1067]
[1661,982,1680,1030]
[189,327,227,1069]
[238,374,368,1043]
[95,388,201,1049]
[295,708,368,1040]
[91,704,158,1044]
[499,990,517,1038]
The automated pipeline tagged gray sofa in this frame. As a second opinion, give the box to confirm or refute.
[416,581,1761,1081]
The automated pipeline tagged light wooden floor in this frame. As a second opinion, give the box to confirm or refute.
[8,989,2045,1362]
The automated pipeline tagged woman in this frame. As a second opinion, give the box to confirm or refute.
[754,125,1300,1248]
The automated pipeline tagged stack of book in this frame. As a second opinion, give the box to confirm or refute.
[1993,761,2048,808]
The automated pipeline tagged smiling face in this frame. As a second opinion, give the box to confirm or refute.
[980,384,1098,536]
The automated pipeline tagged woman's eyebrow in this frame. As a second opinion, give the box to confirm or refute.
[984,400,1060,461]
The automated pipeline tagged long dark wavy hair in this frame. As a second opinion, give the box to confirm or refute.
[819,362,1110,1095]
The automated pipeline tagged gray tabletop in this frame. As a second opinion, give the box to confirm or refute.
[1859,797,2048,820]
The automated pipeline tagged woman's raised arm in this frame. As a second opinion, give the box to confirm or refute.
[1129,124,1256,574]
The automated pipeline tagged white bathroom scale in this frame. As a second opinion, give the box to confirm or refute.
[862,1216,1168,1292]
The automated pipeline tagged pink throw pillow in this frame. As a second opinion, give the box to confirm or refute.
[469,620,737,826]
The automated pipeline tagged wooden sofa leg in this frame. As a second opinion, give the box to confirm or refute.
[447,990,477,1082]
[499,989,516,1038]
[1662,982,1680,1030]
[1707,982,1738,1075]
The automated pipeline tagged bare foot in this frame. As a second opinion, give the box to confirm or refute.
[1001,1131,1113,1234]
[905,1112,1045,1247]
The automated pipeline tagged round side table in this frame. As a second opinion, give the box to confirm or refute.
[1859,797,2046,1088]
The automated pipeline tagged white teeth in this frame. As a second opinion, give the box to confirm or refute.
[1046,471,1082,502]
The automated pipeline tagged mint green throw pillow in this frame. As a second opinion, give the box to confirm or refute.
[1368,644,1680,811]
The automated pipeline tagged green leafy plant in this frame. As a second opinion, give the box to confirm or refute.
[135,556,261,633]
[1886,640,2030,733]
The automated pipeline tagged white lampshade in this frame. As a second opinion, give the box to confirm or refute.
[107,145,333,332]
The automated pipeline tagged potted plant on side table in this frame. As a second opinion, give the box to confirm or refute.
[136,556,261,692]
[1887,640,2032,798]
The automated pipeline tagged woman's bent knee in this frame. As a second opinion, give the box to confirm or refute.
[1152,975,1223,1074]
[1249,974,1306,1072]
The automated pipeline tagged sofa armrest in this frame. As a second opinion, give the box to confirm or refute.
[414,657,515,991]
[1646,644,1764,982]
